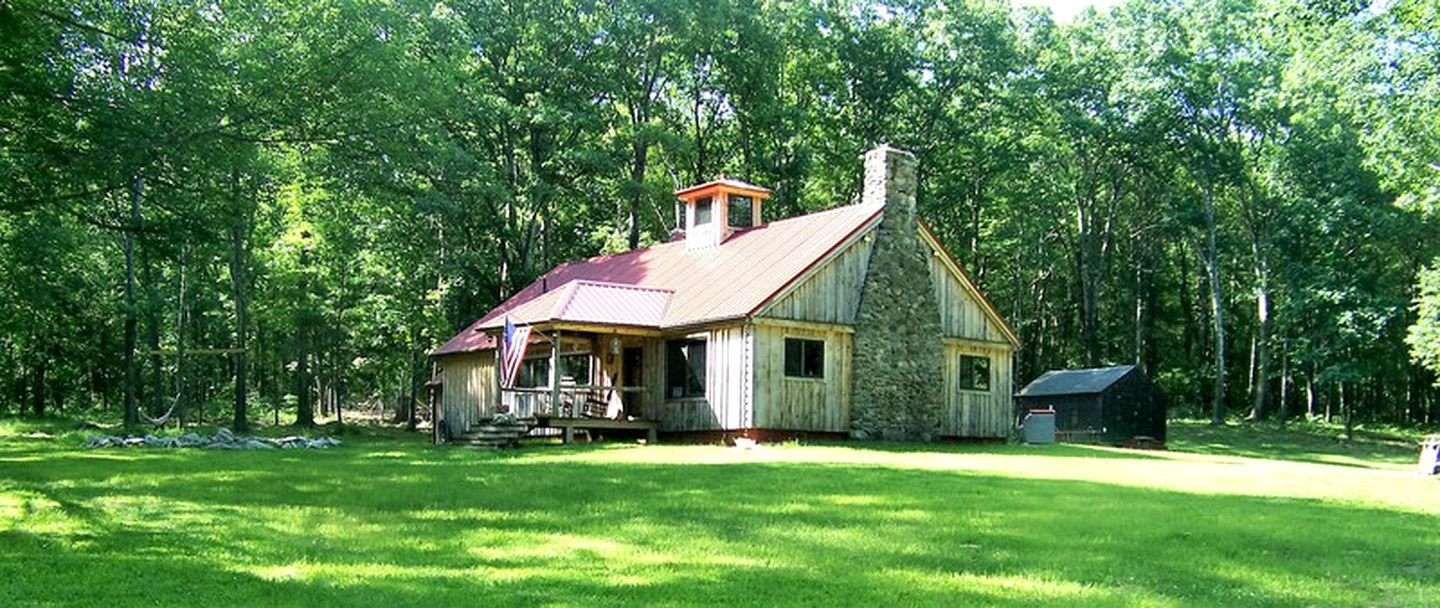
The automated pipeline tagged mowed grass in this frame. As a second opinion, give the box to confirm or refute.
[1,419,1437,607]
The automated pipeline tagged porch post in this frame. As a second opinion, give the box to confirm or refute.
[551,328,562,416]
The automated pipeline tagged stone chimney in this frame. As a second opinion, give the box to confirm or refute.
[862,144,918,216]
[850,145,944,441]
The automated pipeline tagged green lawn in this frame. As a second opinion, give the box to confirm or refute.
[1,419,1436,607]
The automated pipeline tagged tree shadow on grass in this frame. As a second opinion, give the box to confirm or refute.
[797,440,1171,460]
[1167,421,1423,470]
[2,442,1437,606]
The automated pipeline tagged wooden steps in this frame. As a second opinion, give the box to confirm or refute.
[457,423,532,449]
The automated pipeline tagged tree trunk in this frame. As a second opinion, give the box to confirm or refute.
[1248,266,1272,421]
[142,242,161,419]
[173,247,189,426]
[122,175,143,427]
[1341,382,1353,441]
[407,341,419,432]
[229,214,250,432]
[628,139,649,250]
[1202,186,1226,426]
[1246,331,1256,406]
[295,248,314,428]
[296,342,312,427]
[1306,365,1316,419]
[1075,200,1101,367]
[1133,257,1148,370]
[1278,340,1290,424]
[29,353,47,417]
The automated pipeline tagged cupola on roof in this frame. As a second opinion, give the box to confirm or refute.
[674,175,773,250]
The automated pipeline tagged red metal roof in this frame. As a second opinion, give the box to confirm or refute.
[432,202,883,355]
[477,281,674,329]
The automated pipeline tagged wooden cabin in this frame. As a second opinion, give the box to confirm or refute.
[431,145,1020,443]
[1015,365,1167,445]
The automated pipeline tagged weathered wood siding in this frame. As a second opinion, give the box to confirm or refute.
[757,226,875,324]
[754,221,1016,438]
[941,340,1013,438]
[928,253,1010,343]
[438,351,495,439]
[752,321,852,432]
[644,325,751,432]
[928,243,1015,438]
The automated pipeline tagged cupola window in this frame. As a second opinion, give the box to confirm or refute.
[694,197,713,225]
[728,195,753,229]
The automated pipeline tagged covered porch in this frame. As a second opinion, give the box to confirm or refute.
[493,322,662,443]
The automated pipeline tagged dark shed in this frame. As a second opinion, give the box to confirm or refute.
[1015,365,1166,444]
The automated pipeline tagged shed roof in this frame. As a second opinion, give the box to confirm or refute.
[1017,365,1136,397]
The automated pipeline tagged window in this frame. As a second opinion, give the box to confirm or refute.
[517,357,550,388]
[665,339,707,398]
[958,355,990,391]
[560,354,590,384]
[784,338,824,378]
[728,195,753,229]
[694,197,713,225]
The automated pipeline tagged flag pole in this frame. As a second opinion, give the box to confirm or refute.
[495,317,506,414]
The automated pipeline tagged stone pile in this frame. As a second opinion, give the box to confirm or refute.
[85,428,341,450]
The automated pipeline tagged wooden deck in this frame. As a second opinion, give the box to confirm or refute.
[532,416,659,444]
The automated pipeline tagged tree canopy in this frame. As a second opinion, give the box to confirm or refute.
[1,0,1436,428]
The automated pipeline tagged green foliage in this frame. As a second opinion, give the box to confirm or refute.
[1410,263,1440,383]
[0,0,1437,426]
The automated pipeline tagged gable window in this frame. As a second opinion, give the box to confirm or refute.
[517,357,550,389]
[728,195,753,229]
[784,338,824,379]
[666,339,707,398]
[959,355,990,391]
[694,197,713,226]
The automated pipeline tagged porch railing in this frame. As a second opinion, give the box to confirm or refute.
[500,386,645,420]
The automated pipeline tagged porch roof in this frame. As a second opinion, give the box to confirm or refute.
[475,280,674,331]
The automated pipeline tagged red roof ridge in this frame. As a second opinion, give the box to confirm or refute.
[549,201,880,270]
[565,279,675,294]
[547,280,582,320]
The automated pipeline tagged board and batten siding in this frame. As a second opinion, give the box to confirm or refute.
[749,225,871,434]
[751,321,852,432]
[926,238,1016,439]
[927,252,1011,343]
[755,220,1016,438]
[437,351,496,439]
[942,339,1013,438]
[758,225,875,324]
[644,325,751,432]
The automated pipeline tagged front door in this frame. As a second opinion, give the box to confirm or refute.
[621,347,643,418]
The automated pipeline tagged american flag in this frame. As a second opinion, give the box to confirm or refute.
[500,317,532,388]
